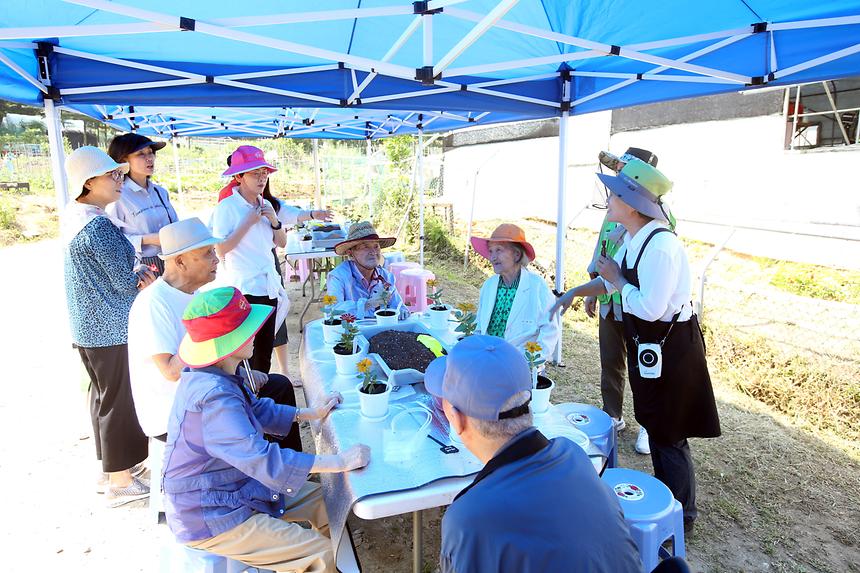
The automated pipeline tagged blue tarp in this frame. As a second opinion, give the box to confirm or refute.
[2,1,860,138]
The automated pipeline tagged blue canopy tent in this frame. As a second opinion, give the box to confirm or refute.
[3,0,860,373]
[3,2,860,568]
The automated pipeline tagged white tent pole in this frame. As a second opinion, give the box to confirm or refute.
[366,139,373,218]
[312,139,322,210]
[418,129,425,267]
[171,137,183,204]
[44,98,68,212]
[553,104,570,365]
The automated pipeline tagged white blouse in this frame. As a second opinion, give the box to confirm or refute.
[603,220,693,322]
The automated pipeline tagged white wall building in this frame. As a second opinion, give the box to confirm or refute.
[440,82,860,269]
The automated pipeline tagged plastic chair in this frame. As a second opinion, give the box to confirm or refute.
[383,251,406,269]
[149,438,165,523]
[388,261,421,291]
[399,268,435,312]
[555,403,617,468]
[601,468,685,573]
[159,542,274,573]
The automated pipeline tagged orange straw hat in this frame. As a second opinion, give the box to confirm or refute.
[470,224,536,262]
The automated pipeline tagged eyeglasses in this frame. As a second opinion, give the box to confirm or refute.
[104,169,124,181]
[243,168,270,179]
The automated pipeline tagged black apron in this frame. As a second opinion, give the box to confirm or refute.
[620,228,721,445]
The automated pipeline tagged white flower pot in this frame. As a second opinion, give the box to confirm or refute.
[300,238,313,252]
[374,309,399,326]
[334,345,367,376]
[531,374,555,415]
[322,320,343,345]
[426,305,451,330]
[356,381,391,419]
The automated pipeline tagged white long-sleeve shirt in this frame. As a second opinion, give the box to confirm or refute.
[106,177,178,258]
[603,220,693,322]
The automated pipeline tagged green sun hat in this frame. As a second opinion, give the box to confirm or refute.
[178,287,273,368]
[597,158,673,221]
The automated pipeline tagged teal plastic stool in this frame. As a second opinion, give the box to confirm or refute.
[159,542,274,573]
[554,402,617,468]
[601,468,685,573]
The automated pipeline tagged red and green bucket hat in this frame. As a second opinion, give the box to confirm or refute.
[179,287,273,368]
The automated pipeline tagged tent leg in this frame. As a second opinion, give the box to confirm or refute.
[366,138,373,218]
[554,110,570,366]
[171,137,183,205]
[44,98,68,212]
[312,138,322,210]
[418,129,425,267]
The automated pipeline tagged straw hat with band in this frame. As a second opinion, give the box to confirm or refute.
[223,145,278,177]
[158,217,223,259]
[470,223,536,262]
[179,287,274,368]
[597,158,673,222]
[334,221,397,256]
[65,146,129,199]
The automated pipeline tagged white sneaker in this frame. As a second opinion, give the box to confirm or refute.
[635,427,651,455]
[612,417,626,432]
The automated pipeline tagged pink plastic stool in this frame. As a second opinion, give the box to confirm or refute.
[296,259,311,283]
[389,261,421,292]
[400,268,435,312]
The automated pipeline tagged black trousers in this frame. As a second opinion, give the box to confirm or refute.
[243,294,277,374]
[649,437,697,522]
[259,373,303,452]
[78,344,148,473]
[598,314,627,419]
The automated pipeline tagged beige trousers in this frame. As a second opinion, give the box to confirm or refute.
[187,482,334,573]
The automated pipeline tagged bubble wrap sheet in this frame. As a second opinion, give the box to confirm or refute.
[300,318,483,569]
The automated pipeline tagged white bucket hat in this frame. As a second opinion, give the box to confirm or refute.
[65,146,129,199]
[158,217,223,259]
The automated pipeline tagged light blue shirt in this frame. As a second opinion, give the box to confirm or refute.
[326,260,407,318]
[163,366,315,543]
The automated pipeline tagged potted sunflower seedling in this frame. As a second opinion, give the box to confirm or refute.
[355,357,391,419]
[321,294,343,345]
[525,341,554,414]
[374,283,399,326]
[425,279,451,330]
[333,313,368,375]
[452,302,478,340]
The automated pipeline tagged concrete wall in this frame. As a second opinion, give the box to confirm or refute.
[440,106,860,268]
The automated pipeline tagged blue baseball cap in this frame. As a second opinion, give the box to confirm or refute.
[424,335,532,421]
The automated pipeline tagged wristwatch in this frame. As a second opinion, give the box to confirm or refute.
[270,220,283,230]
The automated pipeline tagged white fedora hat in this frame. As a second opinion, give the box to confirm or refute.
[158,218,223,259]
[65,146,129,199]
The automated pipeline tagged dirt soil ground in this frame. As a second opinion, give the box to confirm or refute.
[1,235,858,573]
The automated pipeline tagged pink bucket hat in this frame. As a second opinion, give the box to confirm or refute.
[222,145,277,177]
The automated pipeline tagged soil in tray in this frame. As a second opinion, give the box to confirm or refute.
[376,310,396,316]
[369,330,442,372]
[536,374,553,389]
[430,305,447,311]
[324,318,342,326]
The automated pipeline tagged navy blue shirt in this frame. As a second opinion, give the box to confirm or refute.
[440,429,642,573]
